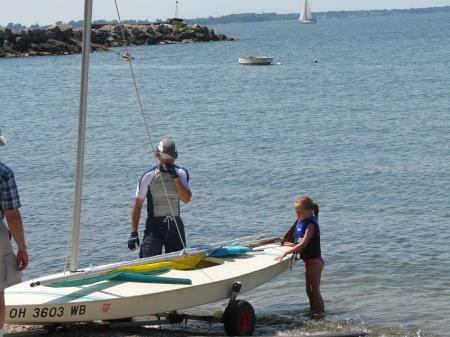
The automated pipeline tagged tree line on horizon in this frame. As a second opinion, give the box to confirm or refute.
[1,6,449,30]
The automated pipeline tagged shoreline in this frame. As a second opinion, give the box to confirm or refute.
[0,23,234,58]
[3,312,230,336]
[4,319,220,336]
[3,323,196,336]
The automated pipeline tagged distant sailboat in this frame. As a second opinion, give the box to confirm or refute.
[299,0,316,24]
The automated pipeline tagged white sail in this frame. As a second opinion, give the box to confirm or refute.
[299,0,316,23]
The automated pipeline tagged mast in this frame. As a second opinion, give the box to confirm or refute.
[70,0,93,272]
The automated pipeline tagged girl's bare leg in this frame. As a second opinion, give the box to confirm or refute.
[304,259,324,314]
[304,265,315,312]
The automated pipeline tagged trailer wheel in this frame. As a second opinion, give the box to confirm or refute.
[223,300,255,336]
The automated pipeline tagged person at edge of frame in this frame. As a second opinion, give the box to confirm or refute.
[0,129,29,337]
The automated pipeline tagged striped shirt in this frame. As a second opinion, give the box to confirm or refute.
[0,162,21,220]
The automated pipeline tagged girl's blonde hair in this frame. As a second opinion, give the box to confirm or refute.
[295,196,319,218]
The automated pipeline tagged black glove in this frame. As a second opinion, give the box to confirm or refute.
[165,163,179,179]
[128,231,140,250]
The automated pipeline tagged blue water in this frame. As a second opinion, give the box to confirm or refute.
[1,12,449,336]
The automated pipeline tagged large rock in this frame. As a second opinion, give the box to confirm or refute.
[0,28,12,40]
[158,24,172,35]
[113,25,125,33]
[49,25,61,33]
[15,36,27,47]
[44,31,57,40]
[47,38,67,48]
[60,25,73,38]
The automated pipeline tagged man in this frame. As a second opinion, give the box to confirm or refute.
[0,129,28,337]
[129,139,192,258]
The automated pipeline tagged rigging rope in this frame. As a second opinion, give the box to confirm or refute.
[113,0,187,252]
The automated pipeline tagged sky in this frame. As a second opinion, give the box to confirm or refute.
[2,0,449,27]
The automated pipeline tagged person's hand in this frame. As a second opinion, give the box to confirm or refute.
[283,242,295,247]
[274,252,287,261]
[164,164,179,179]
[16,249,29,272]
[128,232,140,250]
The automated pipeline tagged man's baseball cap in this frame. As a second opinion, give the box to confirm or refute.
[0,129,6,146]
[157,139,178,159]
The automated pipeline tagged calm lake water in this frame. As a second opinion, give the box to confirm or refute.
[1,11,449,337]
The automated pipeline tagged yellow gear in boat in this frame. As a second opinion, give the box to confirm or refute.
[112,254,205,274]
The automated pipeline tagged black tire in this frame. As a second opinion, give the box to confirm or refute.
[223,300,255,336]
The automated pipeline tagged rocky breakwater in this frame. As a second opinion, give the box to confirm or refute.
[0,22,233,58]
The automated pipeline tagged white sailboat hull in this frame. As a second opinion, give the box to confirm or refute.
[5,242,295,324]
[239,57,273,65]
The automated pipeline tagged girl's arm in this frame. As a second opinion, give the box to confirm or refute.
[295,223,315,251]
[275,223,316,260]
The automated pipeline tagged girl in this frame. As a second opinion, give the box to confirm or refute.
[275,197,324,316]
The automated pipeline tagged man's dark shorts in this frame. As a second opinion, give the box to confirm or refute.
[140,216,186,258]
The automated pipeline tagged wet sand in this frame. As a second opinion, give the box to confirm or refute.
[4,323,205,336]
[4,318,223,337]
